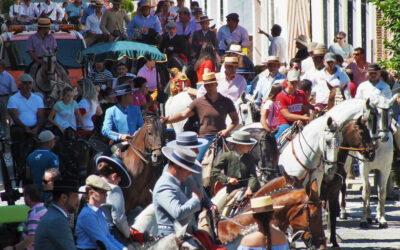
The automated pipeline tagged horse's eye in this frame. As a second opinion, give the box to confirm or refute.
[243,110,248,114]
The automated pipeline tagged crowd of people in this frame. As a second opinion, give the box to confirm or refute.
[1,0,400,249]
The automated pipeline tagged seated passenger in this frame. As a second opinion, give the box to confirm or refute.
[77,78,103,131]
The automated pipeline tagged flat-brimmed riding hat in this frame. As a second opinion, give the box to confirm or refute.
[367,63,381,72]
[162,146,201,173]
[262,56,280,65]
[95,0,104,6]
[243,196,284,215]
[324,52,336,62]
[295,35,309,47]
[52,179,86,194]
[37,18,51,28]
[138,0,154,8]
[38,130,55,143]
[224,56,239,65]
[96,156,132,188]
[86,174,112,191]
[167,131,208,148]
[197,15,213,23]
[192,7,203,14]
[226,44,245,56]
[226,131,257,145]
[312,44,327,56]
[198,70,218,85]
[109,84,135,97]
[19,73,34,82]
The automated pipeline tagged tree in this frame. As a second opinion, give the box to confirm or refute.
[372,0,400,70]
[2,0,13,15]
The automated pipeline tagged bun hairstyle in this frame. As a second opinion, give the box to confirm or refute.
[97,161,115,177]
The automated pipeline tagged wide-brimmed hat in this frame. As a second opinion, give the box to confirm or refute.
[192,7,203,14]
[19,73,34,82]
[95,0,104,6]
[37,18,51,28]
[96,156,132,188]
[167,131,208,148]
[109,84,135,97]
[197,15,213,23]
[112,0,122,3]
[367,63,381,72]
[198,70,218,85]
[295,35,309,47]
[138,0,154,8]
[224,56,239,65]
[312,44,327,56]
[324,52,336,62]
[162,146,201,173]
[38,130,55,143]
[262,56,280,65]
[287,70,300,82]
[243,196,284,215]
[226,44,245,56]
[226,131,257,145]
[52,179,86,194]
[86,174,112,192]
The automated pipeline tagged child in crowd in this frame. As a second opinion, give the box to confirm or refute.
[260,84,283,132]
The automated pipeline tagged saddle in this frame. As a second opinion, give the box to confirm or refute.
[111,141,130,157]
[276,124,300,153]
[221,187,247,217]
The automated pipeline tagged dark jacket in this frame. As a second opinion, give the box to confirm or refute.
[159,33,189,59]
[191,29,219,58]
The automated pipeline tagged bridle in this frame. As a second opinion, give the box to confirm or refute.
[130,121,162,164]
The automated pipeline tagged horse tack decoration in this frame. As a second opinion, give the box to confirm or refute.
[169,67,191,96]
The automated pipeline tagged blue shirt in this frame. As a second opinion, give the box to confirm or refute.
[65,3,86,18]
[255,72,287,102]
[176,19,200,38]
[26,149,59,185]
[217,24,250,51]
[127,14,162,39]
[0,70,18,95]
[76,204,125,250]
[102,104,144,141]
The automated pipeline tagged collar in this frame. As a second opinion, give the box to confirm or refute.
[168,33,176,39]
[283,89,298,96]
[166,171,181,185]
[52,204,68,217]
[30,202,45,211]
[87,203,99,212]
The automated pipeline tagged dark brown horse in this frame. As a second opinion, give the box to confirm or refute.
[320,117,375,247]
[122,115,166,212]
[217,179,326,249]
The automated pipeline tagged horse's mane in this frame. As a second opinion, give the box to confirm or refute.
[324,99,365,125]
[148,114,165,138]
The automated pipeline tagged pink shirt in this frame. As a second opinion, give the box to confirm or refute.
[137,65,158,90]
[23,203,48,250]
[131,90,146,107]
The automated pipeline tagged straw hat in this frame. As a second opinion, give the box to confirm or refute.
[167,131,208,149]
[162,146,201,174]
[262,56,280,65]
[198,70,218,85]
[295,35,309,47]
[95,0,104,6]
[224,56,239,65]
[226,131,257,145]
[226,44,245,56]
[243,196,283,215]
[312,44,327,56]
[197,15,213,23]
[96,156,132,188]
[367,63,381,73]
[37,18,51,28]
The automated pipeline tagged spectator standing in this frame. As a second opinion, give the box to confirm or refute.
[259,24,287,65]
[217,13,250,55]
[137,57,158,91]
[35,179,83,249]
[191,16,218,59]
[0,60,18,136]
[38,0,64,23]
[100,0,130,41]
[346,47,369,85]
[328,31,353,63]
[78,78,103,131]
[26,130,59,185]
[3,185,47,250]
[18,0,39,24]
[254,56,286,102]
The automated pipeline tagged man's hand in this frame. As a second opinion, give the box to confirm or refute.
[132,131,139,137]
[108,34,115,42]
[167,46,174,51]
[160,116,169,124]
[141,27,148,33]
[227,177,239,185]
[218,129,230,137]
[209,204,217,211]
[244,188,253,198]
[120,134,133,141]
[192,187,203,201]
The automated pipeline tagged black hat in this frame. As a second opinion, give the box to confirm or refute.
[109,84,137,97]
[52,179,86,194]
[367,63,381,72]
[226,13,239,22]
[96,156,132,188]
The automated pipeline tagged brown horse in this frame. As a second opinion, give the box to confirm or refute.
[320,117,375,247]
[122,115,166,212]
[217,179,326,249]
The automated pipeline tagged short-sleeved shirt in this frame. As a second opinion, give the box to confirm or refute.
[53,100,79,130]
[275,89,307,125]
[217,24,250,51]
[137,65,158,90]
[26,32,58,58]
[78,99,98,130]
[262,99,279,129]
[328,43,353,59]
[22,202,48,250]
[27,149,59,185]
[188,94,236,137]
[0,70,18,95]
[7,92,44,127]
[65,3,85,18]
[131,90,146,107]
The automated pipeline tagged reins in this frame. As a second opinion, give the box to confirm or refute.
[129,121,162,164]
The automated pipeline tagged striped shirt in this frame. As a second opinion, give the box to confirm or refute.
[22,203,48,250]
[88,69,113,85]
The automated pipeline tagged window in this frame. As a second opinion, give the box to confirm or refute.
[347,0,353,45]
[220,0,224,22]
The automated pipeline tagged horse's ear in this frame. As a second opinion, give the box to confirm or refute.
[326,117,337,131]
[241,92,246,102]
[326,81,334,91]
[365,98,371,109]
[298,171,308,184]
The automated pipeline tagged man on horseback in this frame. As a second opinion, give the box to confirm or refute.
[100,0,130,41]
[355,63,392,100]
[211,131,259,213]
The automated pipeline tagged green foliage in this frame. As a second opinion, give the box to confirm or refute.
[121,0,134,13]
[2,0,13,14]
[372,0,400,70]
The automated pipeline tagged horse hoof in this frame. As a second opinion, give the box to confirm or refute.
[360,221,369,228]
[339,212,347,220]
[332,242,340,248]
[379,222,388,228]
[367,218,373,224]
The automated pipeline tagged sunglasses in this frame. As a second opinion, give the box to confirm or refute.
[42,179,51,184]
[336,37,344,40]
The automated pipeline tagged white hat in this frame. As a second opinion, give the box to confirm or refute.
[162,147,201,173]
[167,131,208,148]
[226,131,257,145]
[38,130,55,143]
[287,70,300,82]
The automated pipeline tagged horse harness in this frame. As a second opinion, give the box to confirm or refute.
[129,123,162,164]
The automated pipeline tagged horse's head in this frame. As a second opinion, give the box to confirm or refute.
[143,115,166,165]
[342,116,375,161]
[46,80,65,108]
[42,48,57,78]
[235,93,259,126]
[319,117,341,175]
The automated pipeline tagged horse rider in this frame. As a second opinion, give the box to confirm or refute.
[197,56,247,103]
[153,146,203,237]
[217,13,250,56]
[96,156,140,245]
[65,0,86,25]
[100,0,130,41]
[211,131,259,213]
[220,44,255,77]
[76,175,126,249]
[127,0,162,43]
[35,179,83,249]
[191,15,219,59]
[0,59,18,137]
[18,0,39,24]
[161,71,239,162]
[7,73,45,177]
[176,7,199,40]
[159,21,190,63]
[26,17,57,73]
[274,70,310,139]
[355,63,392,100]
[102,84,144,143]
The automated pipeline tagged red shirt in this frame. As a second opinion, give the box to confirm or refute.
[196,59,215,82]
[349,81,358,98]
[275,89,308,125]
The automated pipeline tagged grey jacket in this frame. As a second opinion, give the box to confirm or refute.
[101,182,131,238]
[34,205,76,250]
[153,171,201,236]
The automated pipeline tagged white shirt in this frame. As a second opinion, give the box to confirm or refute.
[38,2,64,22]
[9,4,21,18]
[18,2,39,23]
[137,65,158,89]
[268,36,287,63]
[78,99,98,130]
[314,66,350,104]
[7,92,44,127]
[301,56,314,74]
[196,73,247,103]
[85,13,102,34]
[217,24,250,51]
[355,80,392,100]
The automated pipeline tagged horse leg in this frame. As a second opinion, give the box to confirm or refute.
[376,167,391,228]
[328,198,340,247]
[359,163,371,228]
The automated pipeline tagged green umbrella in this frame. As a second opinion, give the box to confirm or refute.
[77,41,167,63]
